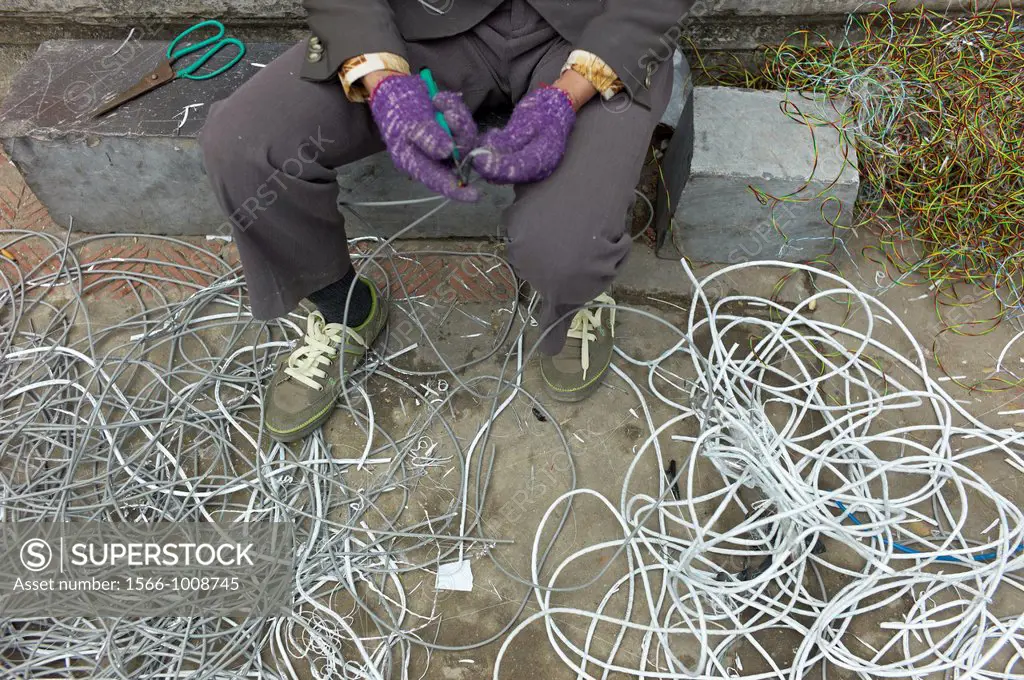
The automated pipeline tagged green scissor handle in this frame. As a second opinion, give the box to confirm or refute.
[419,68,460,162]
[168,19,247,80]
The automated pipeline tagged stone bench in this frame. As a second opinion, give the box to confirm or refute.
[0,39,692,242]
[0,39,855,263]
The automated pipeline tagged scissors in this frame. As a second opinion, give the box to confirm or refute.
[92,20,246,117]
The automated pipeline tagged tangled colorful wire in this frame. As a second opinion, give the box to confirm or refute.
[689,4,1024,388]
[762,3,1024,314]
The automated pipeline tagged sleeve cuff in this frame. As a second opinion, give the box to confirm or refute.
[338,52,412,102]
[560,49,625,101]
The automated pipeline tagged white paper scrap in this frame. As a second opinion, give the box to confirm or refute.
[435,560,474,592]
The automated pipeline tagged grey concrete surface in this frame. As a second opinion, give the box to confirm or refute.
[0,44,33,103]
[0,0,304,22]
[652,51,696,251]
[668,86,859,263]
[2,0,1009,28]
[701,0,1012,15]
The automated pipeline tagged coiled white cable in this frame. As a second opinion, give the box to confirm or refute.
[493,259,1024,680]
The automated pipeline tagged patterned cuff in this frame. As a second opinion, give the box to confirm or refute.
[338,52,412,102]
[560,49,625,101]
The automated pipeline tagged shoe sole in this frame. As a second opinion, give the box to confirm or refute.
[541,363,609,403]
[266,299,390,444]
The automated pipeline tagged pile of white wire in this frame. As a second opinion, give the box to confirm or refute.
[504,260,1024,679]
[2,215,1022,678]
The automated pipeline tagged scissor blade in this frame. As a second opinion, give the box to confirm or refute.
[92,61,176,118]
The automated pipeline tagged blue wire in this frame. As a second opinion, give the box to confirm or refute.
[833,501,1023,564]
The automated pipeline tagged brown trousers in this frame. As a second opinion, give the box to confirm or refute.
[199,0,672,355]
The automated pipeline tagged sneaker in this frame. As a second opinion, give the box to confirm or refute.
[540,292,616,403]
[263,278,389,442]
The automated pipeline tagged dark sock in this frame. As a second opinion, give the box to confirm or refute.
[307,268,373,327]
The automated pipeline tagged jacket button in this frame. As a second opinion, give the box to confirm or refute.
[307,51,322,63]
[309,35,321,46]
[644,63,656,88]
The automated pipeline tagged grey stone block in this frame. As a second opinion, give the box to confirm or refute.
[653,50,695,251]
[0,40,291,235]
[659,50,694,130]
[0,39,512,238]
[666,87,858,263]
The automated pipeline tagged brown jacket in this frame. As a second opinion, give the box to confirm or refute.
[300,0,693,108]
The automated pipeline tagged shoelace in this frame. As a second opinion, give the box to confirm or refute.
[566,292,617,381]
[284,312,366,391]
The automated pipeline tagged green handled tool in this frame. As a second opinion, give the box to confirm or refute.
[419,68,461,162]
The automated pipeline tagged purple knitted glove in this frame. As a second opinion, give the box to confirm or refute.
[472,87,576,184]
[432,91,480,155]
[370,75,479,202]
